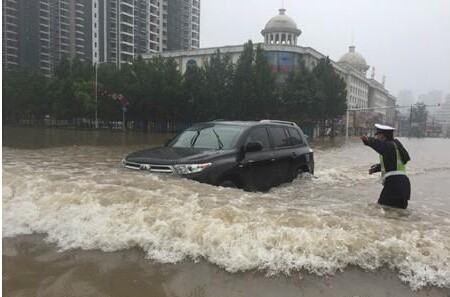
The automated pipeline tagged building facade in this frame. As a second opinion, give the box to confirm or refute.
[143,8,396,127]
[165,0,200,50]
[3,0,201,73]
[435,95,450,137]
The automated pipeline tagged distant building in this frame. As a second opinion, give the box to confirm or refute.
[2,0,201,74]
[144,8,396,126]
[435,95,450,137]
[165,0,200,50]
[2,0,93,76]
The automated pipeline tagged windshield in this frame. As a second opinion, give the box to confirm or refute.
[169,124,244,150]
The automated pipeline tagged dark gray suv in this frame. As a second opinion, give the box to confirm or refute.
[122,120,314,191]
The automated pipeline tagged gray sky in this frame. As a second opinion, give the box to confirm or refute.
[200,0,450,98]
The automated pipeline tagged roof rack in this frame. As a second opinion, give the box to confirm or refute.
[259,119,298,127]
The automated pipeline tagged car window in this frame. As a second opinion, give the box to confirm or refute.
[169,125,243,149]
[268,126,290,148]
[287,127,305,146]
[245,127,270,149]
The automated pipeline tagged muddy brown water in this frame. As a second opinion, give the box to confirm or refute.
[3,127,450,296]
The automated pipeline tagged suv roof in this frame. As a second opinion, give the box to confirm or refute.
[207,120,299,128]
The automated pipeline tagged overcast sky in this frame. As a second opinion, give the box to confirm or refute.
[200,0,450,98]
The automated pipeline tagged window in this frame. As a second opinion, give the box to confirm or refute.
[170,125,243,150]
[269,127,290,148]
[245,127,270,149]
[286,127,305,146]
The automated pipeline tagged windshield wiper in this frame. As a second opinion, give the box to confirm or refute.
[190,130,201,147]
[212,129,224,149]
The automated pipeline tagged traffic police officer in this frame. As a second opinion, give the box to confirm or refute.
[361,124,411,209]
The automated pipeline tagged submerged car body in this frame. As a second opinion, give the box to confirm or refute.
[123,120,314,191]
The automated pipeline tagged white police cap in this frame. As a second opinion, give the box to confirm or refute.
[374,123,395,131]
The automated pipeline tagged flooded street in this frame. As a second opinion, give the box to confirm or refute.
[3,127,450,297]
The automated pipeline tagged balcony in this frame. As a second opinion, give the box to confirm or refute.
[120,10,133,18]
[120,0,134,8]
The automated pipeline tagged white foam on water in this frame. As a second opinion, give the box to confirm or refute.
[3,146,450,290]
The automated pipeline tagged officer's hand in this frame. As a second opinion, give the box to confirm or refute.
[361,135,369,142]
[369,164,379,175]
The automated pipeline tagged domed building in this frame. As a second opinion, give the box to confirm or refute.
[261,8,301,46]
[144,8,397,129]
[338,45,370,74]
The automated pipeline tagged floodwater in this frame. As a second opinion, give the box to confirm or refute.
[3,127,450,297]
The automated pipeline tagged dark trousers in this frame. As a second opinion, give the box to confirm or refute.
[379,175,411,209]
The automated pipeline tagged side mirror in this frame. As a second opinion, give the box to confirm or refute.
[245,142,263,153]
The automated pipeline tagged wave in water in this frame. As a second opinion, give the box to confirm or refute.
[2,146,450,290]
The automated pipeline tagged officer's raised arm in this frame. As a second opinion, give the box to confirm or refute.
[361,135,386,155]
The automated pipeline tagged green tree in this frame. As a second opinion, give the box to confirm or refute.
[313,57,347,120]
[232,40,255,119]
[282,63,324,121]
[3,70,50,123]
[183,63,205,121]
[411,102,428,137]
[252,45,276,119]
[202,50,234,120]
[49,57,94,120]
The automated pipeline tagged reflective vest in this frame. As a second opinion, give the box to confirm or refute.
[380,142,406,183]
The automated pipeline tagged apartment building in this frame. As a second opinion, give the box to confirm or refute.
[2,0,201,74]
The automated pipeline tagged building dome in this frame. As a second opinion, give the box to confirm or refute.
[261,9,301,46]
[339,45,369,73]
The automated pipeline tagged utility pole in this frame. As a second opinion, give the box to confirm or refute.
[409,104,413,137]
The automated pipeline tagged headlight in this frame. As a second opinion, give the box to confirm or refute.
[121,158,126,165]
[174,163,212,175]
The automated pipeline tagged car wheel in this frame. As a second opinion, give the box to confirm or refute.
[219,180,237,188]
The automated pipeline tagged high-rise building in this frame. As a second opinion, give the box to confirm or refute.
[165,0,200,50]
[2,0,92,75]
[49,0,92,67]
[2,0,53,75]
[3,0,20,71]
[3,0,201,74]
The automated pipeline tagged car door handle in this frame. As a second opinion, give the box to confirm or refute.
[271,158,276,162]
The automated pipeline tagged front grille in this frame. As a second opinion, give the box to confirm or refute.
[124,161,174,173]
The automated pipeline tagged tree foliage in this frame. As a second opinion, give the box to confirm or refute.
[3,41,348,127]
[410,102,428,137]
